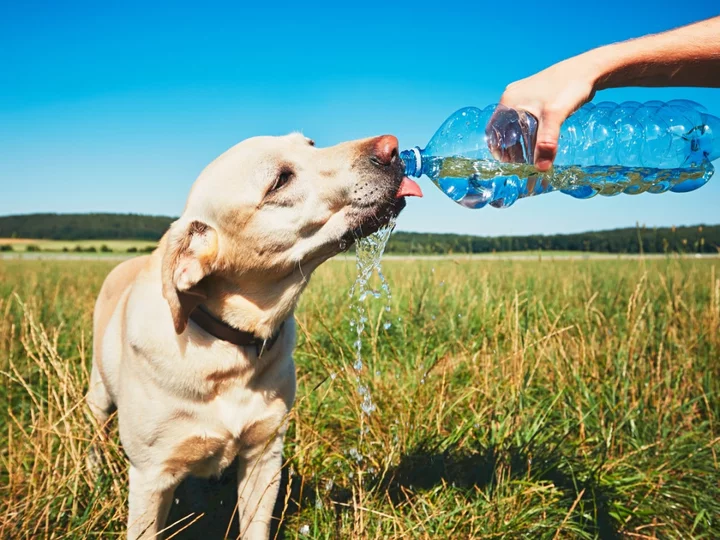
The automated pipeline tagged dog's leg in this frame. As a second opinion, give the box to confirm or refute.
[236,435,284,539]
[86,363,115,476]
[127,466,175,540]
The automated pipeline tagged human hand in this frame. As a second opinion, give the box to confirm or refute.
[489,16,720,171]
[492,56,601,171]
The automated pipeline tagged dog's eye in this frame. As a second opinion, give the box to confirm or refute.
[269,169,294,194]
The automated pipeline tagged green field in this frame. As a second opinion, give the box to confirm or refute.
[0,238,157,253]
[1,257,718,538]
[0,239,601,259]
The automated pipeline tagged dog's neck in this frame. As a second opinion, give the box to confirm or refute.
[202,270,310,339]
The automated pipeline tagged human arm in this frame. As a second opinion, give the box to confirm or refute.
[496,16,720,171]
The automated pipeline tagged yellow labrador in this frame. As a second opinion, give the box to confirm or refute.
[87,133,422,539]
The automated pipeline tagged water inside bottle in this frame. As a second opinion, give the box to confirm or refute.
[427,156,714,208]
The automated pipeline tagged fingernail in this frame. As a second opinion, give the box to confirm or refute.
[536,159,552,171]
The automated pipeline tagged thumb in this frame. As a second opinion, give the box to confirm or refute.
[534,110,565,172]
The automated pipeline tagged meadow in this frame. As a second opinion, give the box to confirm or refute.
[0,256,718,538]
[0,238,157,253]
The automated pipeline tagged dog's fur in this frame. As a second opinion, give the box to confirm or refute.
[87,133,407,539]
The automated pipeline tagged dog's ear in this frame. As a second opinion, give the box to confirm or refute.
[161,219,219,334]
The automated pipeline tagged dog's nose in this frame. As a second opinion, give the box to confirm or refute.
[371,135,399,166]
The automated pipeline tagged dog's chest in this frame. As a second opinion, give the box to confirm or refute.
[169,356,293,478]
[211,384,270,438]
[168,387,286,479]
[128,322,296,481]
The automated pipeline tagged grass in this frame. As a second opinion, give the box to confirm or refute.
[381,251,603,258]
[0,256,718,538]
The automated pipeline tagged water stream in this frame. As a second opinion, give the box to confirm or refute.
[313,215,398,529]
[348,216,396,417]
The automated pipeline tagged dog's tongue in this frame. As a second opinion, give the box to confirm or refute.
[396,177,423,198]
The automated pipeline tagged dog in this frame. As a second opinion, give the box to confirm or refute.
[86,132,422,539]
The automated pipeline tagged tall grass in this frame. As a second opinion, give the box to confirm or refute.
[1,257,718,538]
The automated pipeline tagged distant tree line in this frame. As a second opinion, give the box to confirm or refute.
[0,213,174,240]
[0,244,157,253]
[385,225,719,254]
[0,213,717,254]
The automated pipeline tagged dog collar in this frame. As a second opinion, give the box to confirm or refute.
[189,305,285,357]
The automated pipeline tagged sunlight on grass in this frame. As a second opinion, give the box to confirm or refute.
[0,257,718,538]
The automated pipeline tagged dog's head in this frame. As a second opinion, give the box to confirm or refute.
[161,133,422,335]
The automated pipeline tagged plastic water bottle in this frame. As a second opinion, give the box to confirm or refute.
[400,100,720,209]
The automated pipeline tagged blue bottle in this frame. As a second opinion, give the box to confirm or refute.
[400,100,720,209]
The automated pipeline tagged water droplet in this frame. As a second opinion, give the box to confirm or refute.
[353,359,363,371]
[361,398,376,415]
[300,524,310,536]
[383,322,392,330]
[375,370,381,377]
[330,372,337,380]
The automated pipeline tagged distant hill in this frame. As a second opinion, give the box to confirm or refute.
[387,225,719,254]
[0,213,718,254]
[0,213,175,241]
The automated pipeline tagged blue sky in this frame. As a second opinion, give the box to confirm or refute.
[1,0,718,236]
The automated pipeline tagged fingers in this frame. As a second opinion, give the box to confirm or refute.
[488,102,565,170]
[485,104,510,161]
[486,103,534,164]
[534,109,565,172]
[495,68,596,172]
[505,141,526,164]
[487,128,502,161]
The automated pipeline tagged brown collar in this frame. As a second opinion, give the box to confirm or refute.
[189,304,285,357]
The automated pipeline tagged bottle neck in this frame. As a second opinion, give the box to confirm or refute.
[400,147,423,177]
